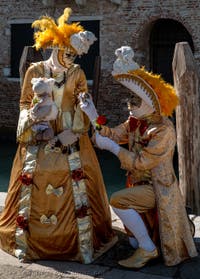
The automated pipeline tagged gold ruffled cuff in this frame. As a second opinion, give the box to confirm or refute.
[17,109,34,143]
[118,147,136,171]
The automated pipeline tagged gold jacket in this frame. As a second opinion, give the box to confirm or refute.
[101,115,198,266]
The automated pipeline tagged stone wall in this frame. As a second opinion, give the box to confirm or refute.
[0,0,200,140]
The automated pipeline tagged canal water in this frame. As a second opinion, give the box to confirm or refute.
[0,141,17,192]
[0,142,126,198]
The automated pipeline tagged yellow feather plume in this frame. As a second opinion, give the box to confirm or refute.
[57,7,72,26]
[32,16,57,31]
[32,8,84,50]
[129,67,179,116]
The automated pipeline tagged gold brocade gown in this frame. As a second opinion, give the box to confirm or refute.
[0,62,116,263]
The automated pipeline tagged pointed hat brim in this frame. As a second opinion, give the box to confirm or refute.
[113,73,161,114]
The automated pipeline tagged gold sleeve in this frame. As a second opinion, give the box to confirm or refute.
[135,124,176,170]
[118,147,137,170]
[17,63,43,142]
[74,68,88,95]
[20,63,43,110]
[118,123,176,171]
[72,68,90,133]
[100,121,129,144]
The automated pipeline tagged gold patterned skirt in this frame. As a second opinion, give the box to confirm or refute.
[0,134,116,262]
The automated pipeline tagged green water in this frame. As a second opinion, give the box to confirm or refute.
[0,143,126,198]
[0,142,17,192]
[96,149,126,198]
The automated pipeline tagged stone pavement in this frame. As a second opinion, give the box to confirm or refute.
[0,192,200,279]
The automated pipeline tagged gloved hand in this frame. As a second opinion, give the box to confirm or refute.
[78,93,98,124]
[57,129,80,146]
[95,132,120,156]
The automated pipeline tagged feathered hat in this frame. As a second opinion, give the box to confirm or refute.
[112,46,179,116]
[32,8,96,55]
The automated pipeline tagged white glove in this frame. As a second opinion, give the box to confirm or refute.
[57,129,79,146]
[95,132,120,156]
[78,93,98,123]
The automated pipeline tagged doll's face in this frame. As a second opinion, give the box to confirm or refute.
[57,48,77,68]
[31,77,55,95]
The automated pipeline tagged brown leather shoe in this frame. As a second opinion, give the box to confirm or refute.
[118,247,159,269]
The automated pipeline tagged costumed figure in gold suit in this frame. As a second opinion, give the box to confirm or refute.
[79,46,198,268]
[0,8,117,263]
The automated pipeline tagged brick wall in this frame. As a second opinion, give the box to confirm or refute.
[0,0,200,140]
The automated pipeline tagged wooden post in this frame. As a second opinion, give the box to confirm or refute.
[92,56,101,106]
[172,42,200,215]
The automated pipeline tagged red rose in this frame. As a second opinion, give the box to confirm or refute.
[16,215,28,230]
[75,205,90,218]
[71,168,84,182]
[19,173,33,186]
[96,115,107,126]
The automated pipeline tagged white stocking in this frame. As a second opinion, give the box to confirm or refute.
[112,207,156,252]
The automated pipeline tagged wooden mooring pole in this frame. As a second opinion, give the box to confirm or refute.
[172,42,200,215]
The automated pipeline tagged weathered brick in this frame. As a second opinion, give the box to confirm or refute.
[0,0,199,139]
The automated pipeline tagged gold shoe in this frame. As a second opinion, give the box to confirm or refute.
[118,247,159,269]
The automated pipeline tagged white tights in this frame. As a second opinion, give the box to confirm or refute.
[112,207,156,252]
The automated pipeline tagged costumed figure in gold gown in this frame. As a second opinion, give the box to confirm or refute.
[79,46,198,268]
[0,8,117,263]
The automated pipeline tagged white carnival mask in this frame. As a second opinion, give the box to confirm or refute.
[129,99,155,118]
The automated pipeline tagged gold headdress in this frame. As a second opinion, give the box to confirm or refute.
[112,46,179,116]
[132,68,178,116]
[32,8,84,51]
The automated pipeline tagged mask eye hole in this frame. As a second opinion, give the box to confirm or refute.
[126,95,142,108]
[65,53,76,59]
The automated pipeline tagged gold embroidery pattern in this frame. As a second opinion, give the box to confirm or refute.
[68,150,93,264]
[15,145,39,261]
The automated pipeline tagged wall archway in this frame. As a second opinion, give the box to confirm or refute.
[134,15,195,83]
[149,19,194,83]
